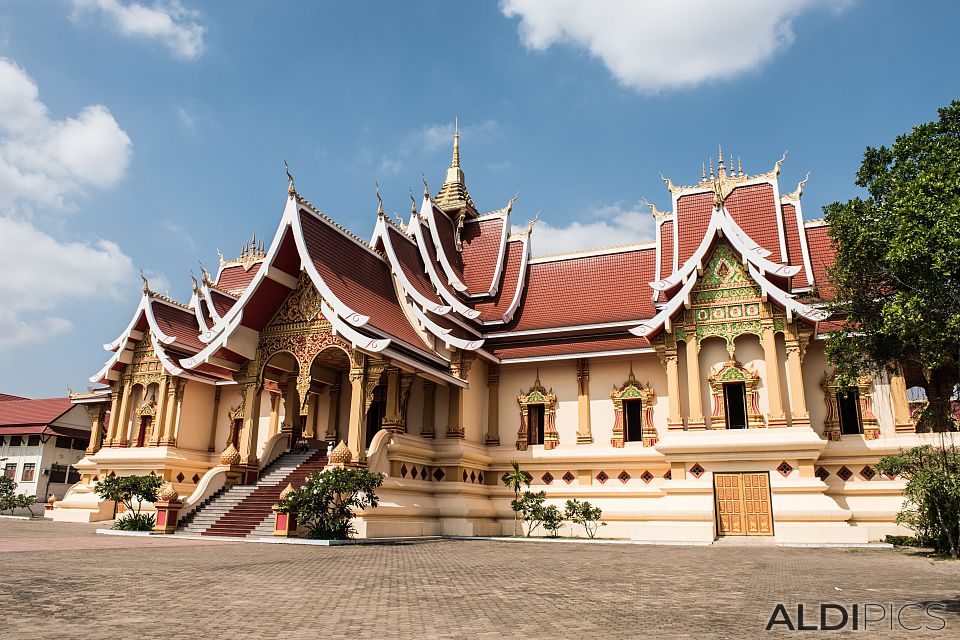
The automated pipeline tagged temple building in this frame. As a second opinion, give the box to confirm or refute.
[54,130,942,543]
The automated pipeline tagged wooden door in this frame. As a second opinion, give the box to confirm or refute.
[714,472,773,536]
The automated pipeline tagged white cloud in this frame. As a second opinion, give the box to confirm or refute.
[0,59,135,350]
[175,105,196,129]
[523,201,656,257]
[69,0,206,60]
[162,220,197,249]
[500,0,849,92]
[0,58,132,211]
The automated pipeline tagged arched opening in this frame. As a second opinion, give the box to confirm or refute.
[308,347,352,447]
[260,350,303,446]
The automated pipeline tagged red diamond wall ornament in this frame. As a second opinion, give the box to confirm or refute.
[640,470,654,483]
[690,463,705,479]
[562,471,575,484]
[596,471,609,484]
[617,471,630,484]
[541,472,554,485]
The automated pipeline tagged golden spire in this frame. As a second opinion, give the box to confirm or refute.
[717,144,726,177]
[738,156,743,177]
[451,115,460,169]
[702,162,707,182]
[709,158,715,180]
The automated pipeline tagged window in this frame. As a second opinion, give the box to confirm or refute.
[66,466,81,484]
[27,434,41,446]
[21,463,35,482]
[10,435,22,446]
[72,438,87,451]
[723,382,748,429]
[49,464,67,484]
[3,463,15,479]
[527,404,545,446]
[838,387,863,435]
[136,416,151,447]
[56,436,71,449]
[624,399,643,443]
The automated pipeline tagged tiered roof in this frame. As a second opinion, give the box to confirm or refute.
[91,134,838,388]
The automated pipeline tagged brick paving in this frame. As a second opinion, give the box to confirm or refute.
[0,519,958,639]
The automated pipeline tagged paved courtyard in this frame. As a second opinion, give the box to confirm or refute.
[0,519,958,639]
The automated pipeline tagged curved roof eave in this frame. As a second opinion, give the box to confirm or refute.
[630,271,699,338]
[463,212,510,298]
[408,206,481,320]
[408,299,484,351]
[476,235,531,326]
[374,216,452,315]
[424,197,469,293]
[747,263,829,324]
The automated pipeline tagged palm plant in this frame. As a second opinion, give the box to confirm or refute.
[502,459,530,536]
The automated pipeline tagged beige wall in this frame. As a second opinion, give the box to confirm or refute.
[176,380,214,451]
[462,359,487,444]
[802,340,829,436]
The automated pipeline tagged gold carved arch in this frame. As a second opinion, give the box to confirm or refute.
[610,368,657,447]
[708,360,764,429]
[516,373,558,451]
[821,372,879,441]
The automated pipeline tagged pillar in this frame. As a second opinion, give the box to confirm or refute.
[282,377,298,440]
[889,368,916,433]
[421,381,436,438]
[346,357,367,463]
[663,339,683,431]
[150,376,170,446]
[685,335,705,430]
[485,365,500,445]
[381,367,404,432]
[325,382,341,443]
[304,393,317,439]
[112,382,133,446]
[576,359,592,444]
[238,381,263,482]
[207,386,222,453]
[761,324,786,427]
[102,389,120,447]
[84,404,106,455]
[267,392,280,438]
[784,325,810,428]
[446,385,464,438]
[159,379,180,446]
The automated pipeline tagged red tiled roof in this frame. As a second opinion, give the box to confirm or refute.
[299,210,431,355]
[217,262,262,295]
[387,225,444,307]
[209,290,237,318]
[676,191,713,265]
[506,247,656,331]
[781,203,810,288]
[490,334,651,360]
[460,217,505,295]
[0,397,72,427]
[724,183,782,260]
[150,301,204,351]
[473,239,526,322]
[805,224,836,299]
[658,219,674,280]
[432,205,463,277]
[0,393,27,401]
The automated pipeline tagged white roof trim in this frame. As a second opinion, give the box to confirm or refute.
[408,207,481,320]
[499,346,655,364]
[497,235,530,324]
[190,291,211,337]
[631,271,699,338]
[486,319,644,339]
[320,301,390,353]
[747,263,829,323]
[408,300,484,351]
[530,240,656,264]
[374,216,452,316]
[718,208,801,278]
[423,197,469,293]
[102,296,150,352]
[179,309,246,370]
[463,212,509,298]
[200,283,224,324]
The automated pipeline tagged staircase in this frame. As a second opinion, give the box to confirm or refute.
[178,449,328,539]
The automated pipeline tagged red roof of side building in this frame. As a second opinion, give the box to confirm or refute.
[490,334,651,360]
[217,262,262,295]
[460,217,505,295]
[299,210,431,355]
[0,397,73,427]
[505,246,657,332]
[150,301,205,351]
[805,224,836,299]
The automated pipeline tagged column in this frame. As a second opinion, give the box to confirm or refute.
[660,336,683,431]
[304,393,317,438]
[266,392,280,438]
[446,385,464,438]
[761,324,786,427]
[784,324,810,428]
[575,359,592,444]
[381,367,404,432]
[685,335,706,430]
[282,377,298,438]
[150,376,170,445]
[207,386,222,452]
[159,379,180,445]
[421,381,436,438]
[325,382,341,443]
[238,381,263,477]
[112,382,134,446]
[84,405,106,455]
[102,389,121,447]
[889,368,916,433]
[346,357,366,463]
[485,365,500,445]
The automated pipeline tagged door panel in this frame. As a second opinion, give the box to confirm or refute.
[714,472,773,536]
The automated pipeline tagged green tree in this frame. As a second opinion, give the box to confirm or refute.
[564,499,606,539]
[95,474,163,531]
[501,460,531,537]
[823,101,960,432]
[0,476,17,514]
[276,466,384,540]
[511,490,561,537]
[877,444,960,558]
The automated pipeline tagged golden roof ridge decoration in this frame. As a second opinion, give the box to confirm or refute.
[781,171,810,202]
[481,192,519,218]
[140,270,192,311]
[659,149,789,197]
[296,193,372,249]
[643,197,672,222]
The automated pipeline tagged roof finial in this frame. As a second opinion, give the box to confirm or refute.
[140,269,150,293]
[709,158,715,180]
[284,160,295,196]
[774,150,787,176]
[376,181,384,217]
[738,156,743,177]
[421,172,429,198]
[506,192,519,214]
[717,144,726,177]
[409,189,417,215]
[451,115,460,169]
[526,211,540,235]
[702,162,707,182]
[797,170,810,196]
[190,272,199,292]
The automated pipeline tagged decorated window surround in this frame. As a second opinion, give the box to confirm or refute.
[821,373,879,441]
[708,360,764,429]
[516,373,558,451]
[610,368,657,447]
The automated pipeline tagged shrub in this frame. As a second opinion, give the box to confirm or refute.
[876,443,960,558]
[511,491,563,538]
[94,474,164,531]
[502,460,531,537]
[277,466,384,540]
[564,499,606,539]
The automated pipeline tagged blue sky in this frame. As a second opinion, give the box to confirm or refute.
[1,0,958,397]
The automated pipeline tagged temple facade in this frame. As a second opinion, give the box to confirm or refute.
[54,131,946,543]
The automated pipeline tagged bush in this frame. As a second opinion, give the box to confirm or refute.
[277,466,384,540]
[885,534,924,547]
[0,476,36,516]
[564,499,606,539]
[115,512,156,531]
[877,443,960,558]
[94,474,164,531]
[511,491,563,537]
